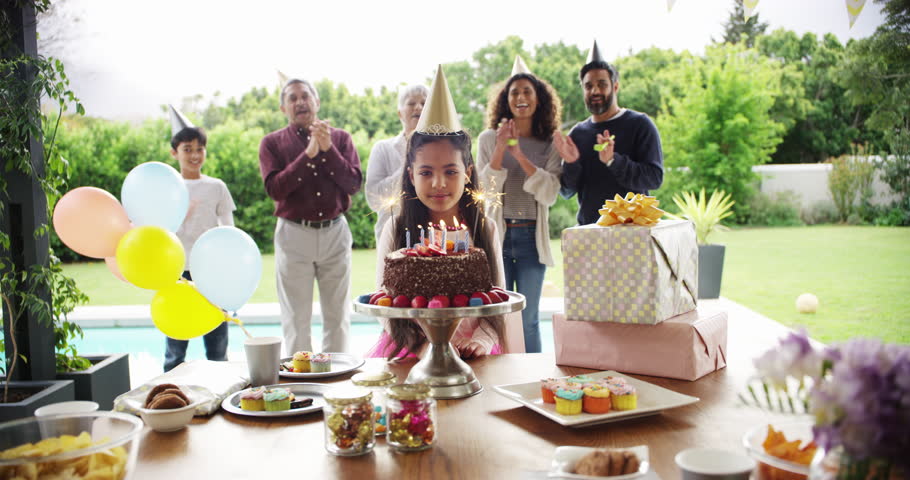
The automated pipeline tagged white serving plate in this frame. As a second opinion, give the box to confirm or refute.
[278,352,365,379]
[221,383,329,418]
[550,445,650,479]
[493,370,699,428]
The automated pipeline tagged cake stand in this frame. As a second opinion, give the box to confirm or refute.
[353,292,525,399]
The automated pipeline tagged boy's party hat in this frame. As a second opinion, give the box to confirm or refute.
[511,55,533,77]
[168,104,195,137]
[415,65,462,135]
[277,70,289,87]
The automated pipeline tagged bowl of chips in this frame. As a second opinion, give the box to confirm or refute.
[0,411,142,479]
[743,421,818,480]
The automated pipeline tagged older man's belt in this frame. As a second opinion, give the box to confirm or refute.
[287,216,342,229]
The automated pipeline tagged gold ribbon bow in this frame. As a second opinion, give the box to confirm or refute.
[596,192,665,226]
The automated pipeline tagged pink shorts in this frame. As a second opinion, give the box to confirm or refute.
[365,330,502,358]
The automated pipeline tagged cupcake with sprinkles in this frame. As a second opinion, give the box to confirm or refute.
[264,387,292,411]
[311,352,332,373]
[540,378,561,403]
[240,386,265,411]
[568,374,595,384]
[292,351,312,373]
[582,384,612,414]
[554,386,584,415]
[605,377,637,410]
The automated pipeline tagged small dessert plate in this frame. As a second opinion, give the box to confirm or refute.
[278,352,365,379]
[221,383,329,418]
[549,445,650,479]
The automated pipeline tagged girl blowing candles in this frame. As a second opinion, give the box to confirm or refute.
[367,65,504,360]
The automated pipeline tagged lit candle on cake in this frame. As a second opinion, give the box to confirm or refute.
[462,223,469,249]
[428,223,435,247]
[418,225,424,245]
[405,227,410,248]
[452,216,461,252]
[439,219,447,250]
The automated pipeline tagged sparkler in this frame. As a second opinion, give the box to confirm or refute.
[465,176,505,238]
[379,190,405,231]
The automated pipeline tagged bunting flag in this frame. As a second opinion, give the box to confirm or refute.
[667,0,677,12]
[743,0,759,20]
[846,0,866,28]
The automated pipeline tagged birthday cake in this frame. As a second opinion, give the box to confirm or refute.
[382,247,493,299]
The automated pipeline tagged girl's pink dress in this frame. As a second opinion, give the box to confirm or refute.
[366,330,502,358]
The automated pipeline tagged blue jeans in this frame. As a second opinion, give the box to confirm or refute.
[163,271,229,372]
[502,220,546,353]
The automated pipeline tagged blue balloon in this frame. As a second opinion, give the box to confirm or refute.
[121,162,189,232]
[190,226,262,312]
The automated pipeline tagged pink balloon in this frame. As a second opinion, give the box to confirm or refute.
[104,256,127,282]
[53,187,131,258]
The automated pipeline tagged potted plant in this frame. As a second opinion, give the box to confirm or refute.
[2,0,128,419]
[667,189,735,299]
[1,292,76,422]
[51,261,130,410]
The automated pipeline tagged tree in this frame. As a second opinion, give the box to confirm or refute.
[614,47,684,118]
[718,0,769,47]
[531,41,586,127]
[656,43,787,221]
[757,30,882,163]
[837,0,910,139]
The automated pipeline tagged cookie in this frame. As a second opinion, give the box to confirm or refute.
[290,397,314,409]
[145,383,181,408]
[574,450,640,476]
[157,388,190,405]
[148,393,189,410]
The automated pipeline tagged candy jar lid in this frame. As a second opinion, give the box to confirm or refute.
[387,383,431,401]
[324,386,372,406]
[351,371,397,388]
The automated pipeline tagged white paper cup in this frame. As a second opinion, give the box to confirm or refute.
[244,336,282,387]
[675,447,755,480]
[34,401,100,417]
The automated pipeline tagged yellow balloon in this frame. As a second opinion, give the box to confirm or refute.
[151,281,225,340]
[116,225,185,290]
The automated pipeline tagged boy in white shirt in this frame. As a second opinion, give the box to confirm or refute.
[164,106,237,371]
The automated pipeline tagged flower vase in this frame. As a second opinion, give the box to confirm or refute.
[809,447,902,480]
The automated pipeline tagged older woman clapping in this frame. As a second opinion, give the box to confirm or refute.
[365,84,429,245]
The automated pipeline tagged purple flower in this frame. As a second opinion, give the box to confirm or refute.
[809,338,910,467]
[754,329,823,388]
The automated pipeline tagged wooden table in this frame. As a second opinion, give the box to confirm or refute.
[133,301,797,479]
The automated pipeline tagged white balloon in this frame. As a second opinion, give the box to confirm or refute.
[121,162,189,232]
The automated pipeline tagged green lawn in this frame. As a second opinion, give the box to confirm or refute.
[64,226,909,344]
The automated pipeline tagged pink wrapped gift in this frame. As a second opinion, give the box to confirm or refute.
[553,307,727,381]
[562,220,698,324]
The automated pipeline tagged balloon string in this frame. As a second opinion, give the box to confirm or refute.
[225,313,253,339]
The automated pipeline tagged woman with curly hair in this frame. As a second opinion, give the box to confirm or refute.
[477,58,564,353]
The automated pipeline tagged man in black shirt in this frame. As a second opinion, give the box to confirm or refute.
[554,40,664,225]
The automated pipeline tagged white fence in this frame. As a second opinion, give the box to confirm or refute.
[754,160,898,209]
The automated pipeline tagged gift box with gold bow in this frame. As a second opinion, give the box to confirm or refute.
[561,218,698,325]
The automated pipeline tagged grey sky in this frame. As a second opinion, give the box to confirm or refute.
[40,0,885,121]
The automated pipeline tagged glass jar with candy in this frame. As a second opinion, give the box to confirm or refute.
[385,384,436,452]
[322,386,375,456]
[351,371,397,436]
